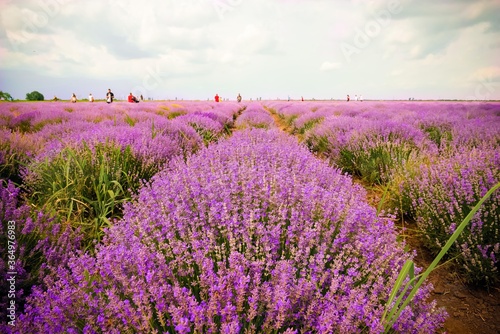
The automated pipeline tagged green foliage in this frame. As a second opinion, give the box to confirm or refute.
[296,117,324,135]
[0,136,34,184]
[382,182,500,332]
[124,114,137,126]
[305,134,330,157]
[284,115,298,128]
[167,111,187,119]
[338,141,415,185]
[421,125,452,149]
[0,149,24,184]
[398,155,500,285]
[24,142,160,250]
[189,123,218,146]
[0,90,13,101]
[26,91,45,101]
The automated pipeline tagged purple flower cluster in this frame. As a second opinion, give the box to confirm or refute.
[269,101,500,284]
[15,129,445,333]
[0,101,244,183]
[175,112,227,144]
[0,181,81,331]
[308,115,436,184]
[235,103,275,129]
[401,148,500,285]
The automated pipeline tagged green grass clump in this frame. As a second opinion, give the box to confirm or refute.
[24,142,158,250]
[338,140,416,185]
[382,182,500,332]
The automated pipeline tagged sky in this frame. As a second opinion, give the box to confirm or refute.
[0,0,499,101]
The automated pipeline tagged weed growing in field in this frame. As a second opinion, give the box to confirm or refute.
[23,143,157,249]
[399,148,500,285]
[382,182,500,331]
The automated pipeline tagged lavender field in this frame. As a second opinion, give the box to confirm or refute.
[1,100,499,333]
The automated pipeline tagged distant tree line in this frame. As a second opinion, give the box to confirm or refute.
[26,91,45,101]
[0,91,13,101]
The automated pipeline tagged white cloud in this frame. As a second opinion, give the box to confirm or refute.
[320,61,342,71]
[470,67,500,82]
[0,0,499,100]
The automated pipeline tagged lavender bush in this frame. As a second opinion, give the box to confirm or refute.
[15,129,445,333]
[22,118,203,250]
[175,112,228,144]
[399,148,500,285]
[235,103,275,129]
[0,181,82,331]
[306,117,435,185]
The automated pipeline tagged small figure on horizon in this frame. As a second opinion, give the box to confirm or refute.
[359,94,363,102]
[88,93,94,102]
[106,89,114,103]
[237,93,242,102]
[71,93,77,103]
[128,92,140,103]
[140,94,144,101]
[301,96,304,101]
[354,94,358,101]
[347,94,350,102]
[214,94,220,102]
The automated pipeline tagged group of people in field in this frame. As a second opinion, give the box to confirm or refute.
[63,89,143,104]
[64,92,365,103]
[346,94,363,102]
[214,93,243,103]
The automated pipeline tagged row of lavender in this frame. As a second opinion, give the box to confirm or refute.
[0,101,243,329]
[4,126,445,332]
[0,101,447,332]
[267,101,500,286]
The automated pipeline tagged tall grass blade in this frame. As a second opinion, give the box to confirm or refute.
[383,182,500,332]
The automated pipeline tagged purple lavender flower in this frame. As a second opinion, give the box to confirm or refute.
[15,129,445,333]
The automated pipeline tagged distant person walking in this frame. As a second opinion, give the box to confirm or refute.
[359,94,363,102]
[71,93,77,103]
[347,94,350,102]
[237,93,242,102]
[88,93,94,102]
[140,94,144,101]
[214,94,220,102]
[106,89,114,104]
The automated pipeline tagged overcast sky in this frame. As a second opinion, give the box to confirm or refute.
[1,0,499,101]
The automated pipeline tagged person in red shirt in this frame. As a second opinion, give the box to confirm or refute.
[128,92,139,103]
[214,94,220,102]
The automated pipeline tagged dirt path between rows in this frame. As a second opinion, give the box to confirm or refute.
[266,106,500,334]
